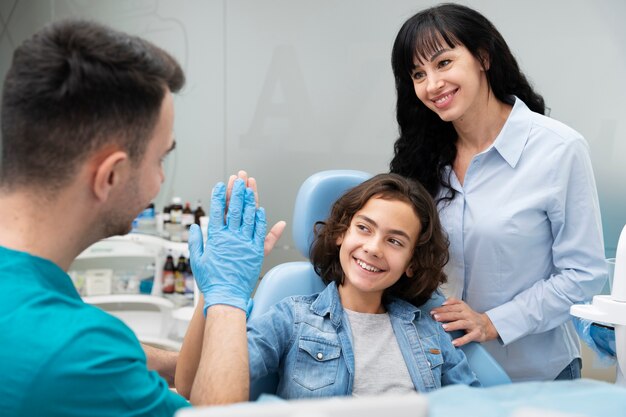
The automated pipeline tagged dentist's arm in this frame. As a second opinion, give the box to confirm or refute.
[192,304,248,404]
[142,343,178,387]
[176,296,242,400]
[176,179,265,405]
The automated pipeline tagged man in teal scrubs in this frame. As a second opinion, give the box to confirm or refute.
[0,19,280,416]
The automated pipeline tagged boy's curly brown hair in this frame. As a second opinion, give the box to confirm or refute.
[310,173,448,307]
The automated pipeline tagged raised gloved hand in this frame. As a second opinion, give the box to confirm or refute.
[188,178,266,316]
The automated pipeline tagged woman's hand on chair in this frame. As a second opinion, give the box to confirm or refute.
[430,298,499,346]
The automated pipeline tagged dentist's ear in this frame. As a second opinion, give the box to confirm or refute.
[92,150,129,202]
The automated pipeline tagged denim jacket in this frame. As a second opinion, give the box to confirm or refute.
[247,282,480,399]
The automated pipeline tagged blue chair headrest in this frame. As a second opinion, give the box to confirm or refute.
[292,170,372,258]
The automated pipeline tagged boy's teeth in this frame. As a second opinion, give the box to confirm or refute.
[356,259,380,272]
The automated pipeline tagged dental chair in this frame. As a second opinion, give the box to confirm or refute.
[249,170,511,400]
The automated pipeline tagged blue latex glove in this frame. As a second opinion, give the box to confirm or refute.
[188,179,266,316]
[573,317,616,366]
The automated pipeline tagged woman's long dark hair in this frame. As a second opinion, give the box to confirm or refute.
[389,3,545,201]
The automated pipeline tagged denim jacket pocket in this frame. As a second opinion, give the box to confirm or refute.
[422,336,444,388]
[425,345,444,369]
[293,337,342,390]
[422,336,443,369]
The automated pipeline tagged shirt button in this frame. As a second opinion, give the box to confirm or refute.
[427,361,431,367]
[316,352,324,360]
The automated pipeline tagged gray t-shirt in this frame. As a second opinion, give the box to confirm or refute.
[344,309,415,396]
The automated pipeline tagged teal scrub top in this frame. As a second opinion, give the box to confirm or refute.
[0,246,190,416]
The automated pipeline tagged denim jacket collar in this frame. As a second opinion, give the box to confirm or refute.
[310,282,344,327]
[386,297,422,321]
[310,281,422,325]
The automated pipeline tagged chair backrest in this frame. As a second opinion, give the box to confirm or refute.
[249,170,510,399]
[291,169,373,258]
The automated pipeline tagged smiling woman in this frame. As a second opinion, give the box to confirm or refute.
[389,3,607,383]
[409,43,490,127]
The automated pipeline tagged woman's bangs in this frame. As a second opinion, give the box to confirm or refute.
[412,25,459,68]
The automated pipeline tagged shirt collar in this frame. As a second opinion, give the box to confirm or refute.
[386,297,421,321]
[491,96,533,168]
[311,281,344,327]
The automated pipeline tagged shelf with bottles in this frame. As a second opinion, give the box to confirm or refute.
[69,233,198,308]
[159,249,196,308]
[133,198,207,243]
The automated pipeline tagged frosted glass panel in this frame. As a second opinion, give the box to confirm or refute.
[1,0,625,267]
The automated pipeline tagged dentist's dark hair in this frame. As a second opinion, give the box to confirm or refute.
[389,3,544,201]
[310,173,448,307]
[1,19,185,193]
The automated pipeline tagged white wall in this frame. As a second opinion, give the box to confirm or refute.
[1,0,625,271]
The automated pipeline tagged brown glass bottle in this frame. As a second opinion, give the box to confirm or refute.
[175,255,187,294]
[184,259,195,298]
[194,200,206,226]
[162,254,175,294]
[182,202,194,228]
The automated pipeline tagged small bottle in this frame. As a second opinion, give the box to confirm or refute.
[182,202,194,228]
[194,200,206,226]
[162,204,171,224]
[169,197,183,225]
[184,259,195,300]
[144,203,155,218]
[169,197,184,241]
[162,253,175,294]
[134,203,156,233]
[175,255,187,294]
[139,263,155,295]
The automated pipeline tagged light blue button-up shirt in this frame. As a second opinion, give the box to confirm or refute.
[437,97,607,381]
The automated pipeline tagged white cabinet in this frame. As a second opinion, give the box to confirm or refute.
[69,233,197,350]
